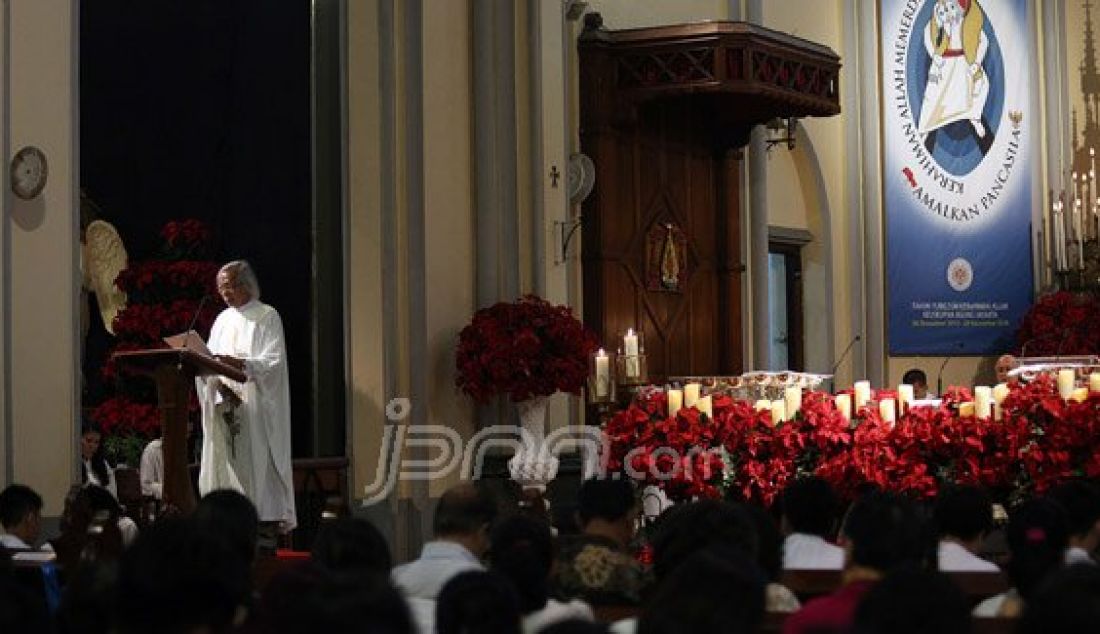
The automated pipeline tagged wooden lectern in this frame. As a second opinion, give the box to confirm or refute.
[112,349,246,514]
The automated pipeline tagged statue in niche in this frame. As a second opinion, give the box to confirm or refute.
[646,220,689,293]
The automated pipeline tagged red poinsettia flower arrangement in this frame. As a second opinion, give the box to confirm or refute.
[455,295,599,403]
[604,377,1100,507]
[1015,291,1100,355]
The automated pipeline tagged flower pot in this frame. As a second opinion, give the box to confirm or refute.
[508,395,559,491]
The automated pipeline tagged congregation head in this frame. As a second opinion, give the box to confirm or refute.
[933,484,993,542]
[0,483,44,542]
[649,499,758,582]
[432,483,497,541]
[576,477,638,545]
[842,491,932,573]
[194,489,260,567]
[311,516,393,575]
[781,476,838,538]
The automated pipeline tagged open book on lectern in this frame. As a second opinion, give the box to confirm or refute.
[163,330,213,358]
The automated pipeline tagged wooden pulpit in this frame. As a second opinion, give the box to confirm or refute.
[112,349,246,514]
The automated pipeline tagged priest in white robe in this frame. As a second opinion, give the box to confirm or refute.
[197,260,296,531]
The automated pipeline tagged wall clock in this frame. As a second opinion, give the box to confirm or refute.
[10,146,47,200]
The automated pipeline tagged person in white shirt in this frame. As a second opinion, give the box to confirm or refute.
[0,484,51,551]
[139,437,164,499]
[781,476,844,570]
[393,484,497,634]
[197,260,296,533]
[934,485,1000,572]
[1046,480,1100,566]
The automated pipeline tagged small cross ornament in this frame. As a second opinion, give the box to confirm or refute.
[223,407,241,459]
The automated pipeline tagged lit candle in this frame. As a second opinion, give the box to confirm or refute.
[1058,369,1076,400]
[992,382,1009,405]
[667,389,683,418]
[784,385,802,419]
[698,395,713,419]
[1072,387,1090,403]
[770,400,787,425]
[1090,372,1100,393]
[974,386,992,419]
[879,398,896,424]
[1077,199,1086,268]
[754,399,772,412]
[683,382,701,408]
[623,329,640,378]
[854,380,871,409]
[835,393,852,421]
[958,402,976,418]
[897,383,914,414]
[594,349,610,398]
[1073,171,1079,204]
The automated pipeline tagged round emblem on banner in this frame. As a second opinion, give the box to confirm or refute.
[947,258,974,292]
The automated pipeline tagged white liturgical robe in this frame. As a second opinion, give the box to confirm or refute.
[197,299,296,529]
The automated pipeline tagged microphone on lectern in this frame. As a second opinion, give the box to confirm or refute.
[830,334,861,375]
[185,295,210,340]
[936,341,964,397]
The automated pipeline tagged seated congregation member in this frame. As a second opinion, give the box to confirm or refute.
[933,484,999,572]
[115,518,252,634]
[255,562,413,634]
[138,434,163,500]
[312,516,392,576]
[611,499,759,634]
[851,567,970,634]
[81,423,117,498]
[193,489,260,569]
[1017,563,1100,633]
[783,492,932,634]
[637,546,766,634]
[901,368,933,400]
[553,477,646,606]
[781,476,844,570]
[744,503,800,612]
[973,497,1069,618]
[0,484,49,550]
[1045,479,1100,565]
[392,483,496,634]
[491,514,594,633]
[436,570,522,634]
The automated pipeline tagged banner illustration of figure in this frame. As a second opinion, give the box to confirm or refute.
[918,0,994,157]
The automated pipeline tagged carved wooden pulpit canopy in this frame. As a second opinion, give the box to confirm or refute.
[578,15,841,386]
[579,13,841,149]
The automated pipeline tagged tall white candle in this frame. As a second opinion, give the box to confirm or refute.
[683,382,701,408]
[594,349,610,397]
[623,329,640,378]
[754,399,772,412]
[1073,171,1079,204]
[698,395,713,419]
[1090,372,1100,393]
[879,398,896,424]
[1058,369,1076,400]
[784,385,802,419]
[770,400,787,425]
[897,384,914,415]
[974,386,993,419]
[668,389,683,418]
[835,393,852,421]
[854,380,871,409]
[993,382,1009,422]
[594,350,611,398]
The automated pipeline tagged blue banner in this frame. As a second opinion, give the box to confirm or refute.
[882,0,1033,355]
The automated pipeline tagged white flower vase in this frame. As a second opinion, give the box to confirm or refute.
[508,394,559,491]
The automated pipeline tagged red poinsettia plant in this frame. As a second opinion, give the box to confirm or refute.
[604,377,1100,507]
[456,295,599,403]
[1015,291,1100,355]
[89,218,220,466]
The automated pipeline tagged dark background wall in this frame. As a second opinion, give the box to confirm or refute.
[80,0,316,456]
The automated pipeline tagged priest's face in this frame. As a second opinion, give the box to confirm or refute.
[217,269,252,308]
